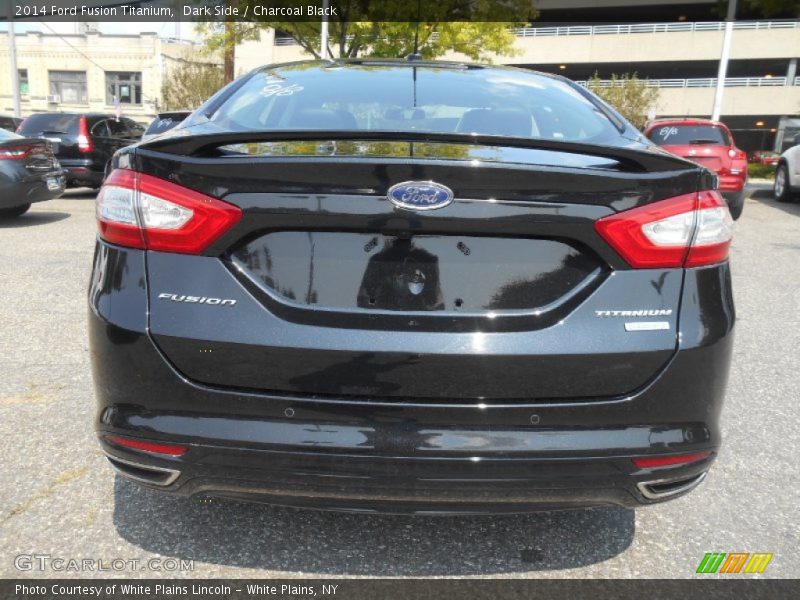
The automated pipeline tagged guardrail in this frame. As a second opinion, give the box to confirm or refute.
[511,19,798,37]
[578,76,791,88]
[274,19,799,45]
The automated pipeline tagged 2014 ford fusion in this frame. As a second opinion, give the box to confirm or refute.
[89,60,734,513]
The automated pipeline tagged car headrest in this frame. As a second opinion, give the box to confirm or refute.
[456,108,532,137]
[288,108,358,130]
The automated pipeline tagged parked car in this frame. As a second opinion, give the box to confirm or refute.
[749,150,780,166]
[0,115,23,133]
[774,133,800,203]
[90,61,733,513]
[644,118,747,219]
[0,128,65,218]
[16,113,143,189]
[141,110,192,142]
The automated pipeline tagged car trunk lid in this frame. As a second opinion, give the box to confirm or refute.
[137,133,701,401]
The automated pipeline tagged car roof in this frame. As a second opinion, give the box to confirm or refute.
[253,58,562,82]
[645,118,730,131]
[24,112,119,118]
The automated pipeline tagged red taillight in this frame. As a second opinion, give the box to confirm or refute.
[105,434,189,456]
[728,148,746,160]
[0,144,34,160]
[96,169,242,254]
[594,191,732,269]
[633,450,712,469]
[78,115,93,153]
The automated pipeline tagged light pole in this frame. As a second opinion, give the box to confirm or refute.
[320,0,329,59]
[711,0,737,122]
[7,11,21,117]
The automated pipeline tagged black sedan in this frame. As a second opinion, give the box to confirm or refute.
[0,128,65,218]
[90,60,734,513]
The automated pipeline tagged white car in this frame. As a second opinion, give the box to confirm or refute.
[141,110,191,143]
[775,133,800,203]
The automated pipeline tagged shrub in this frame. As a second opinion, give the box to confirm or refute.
[747,163,776,180]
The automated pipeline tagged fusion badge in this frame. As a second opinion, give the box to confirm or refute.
[158,293,236,306]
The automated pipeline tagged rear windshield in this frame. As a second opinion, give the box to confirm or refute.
[18,113,78,135]
[0,128,20,141]
[145,114,188,136]
[209,64,623,144]
[648,124,729,146]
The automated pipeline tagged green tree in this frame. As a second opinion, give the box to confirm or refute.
[198,0,535,63]
[273,21,526,62]
[587,73,660,130]
[741,0,800,18]
[162,58,225,111]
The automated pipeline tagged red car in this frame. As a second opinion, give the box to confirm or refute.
[749,150,780,166]
[645,119,747,219]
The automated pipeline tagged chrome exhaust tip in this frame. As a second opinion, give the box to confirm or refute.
[637,471,706,500]
[105,454,180,487]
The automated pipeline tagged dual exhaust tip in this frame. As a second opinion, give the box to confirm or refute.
[103,434,185,487]
[106,455,180,487]
[637,472,707,500]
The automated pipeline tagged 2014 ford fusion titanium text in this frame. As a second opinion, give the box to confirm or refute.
[89,60,734,513]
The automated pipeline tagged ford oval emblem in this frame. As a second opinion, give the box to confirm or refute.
[387,181,454,211]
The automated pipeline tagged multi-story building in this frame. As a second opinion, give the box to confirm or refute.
[1,0,798,151]
[0,28,164,122]
[257,1,800,152]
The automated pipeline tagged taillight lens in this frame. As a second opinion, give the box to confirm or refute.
[595,191,732,268]
[78,115,93,153]
[96,169,242,254]
[105,434,188,457]
[728,148,746,160]
[0,145,33,160]
[633,450,712,469]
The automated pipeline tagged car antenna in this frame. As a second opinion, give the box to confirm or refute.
[406,0,423,61]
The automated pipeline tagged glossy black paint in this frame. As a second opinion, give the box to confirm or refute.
[0,137,64,211]
[91,62,733,512]
[231,232,603,314]
[132,147,706,271]
[89,243,732,512]
[148,249,682,400]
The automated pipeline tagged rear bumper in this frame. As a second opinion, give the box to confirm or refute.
[89,243,734,513]
[718,174,746,193]
[97,434,713,513]
[59,158,104,186]
[0,171,65,208]
[720,190,745,214]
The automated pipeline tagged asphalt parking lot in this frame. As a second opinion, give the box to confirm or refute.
[0,184,798,579]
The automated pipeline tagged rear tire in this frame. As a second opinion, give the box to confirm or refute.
[774,164,793,203]
[0,203,31,219]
